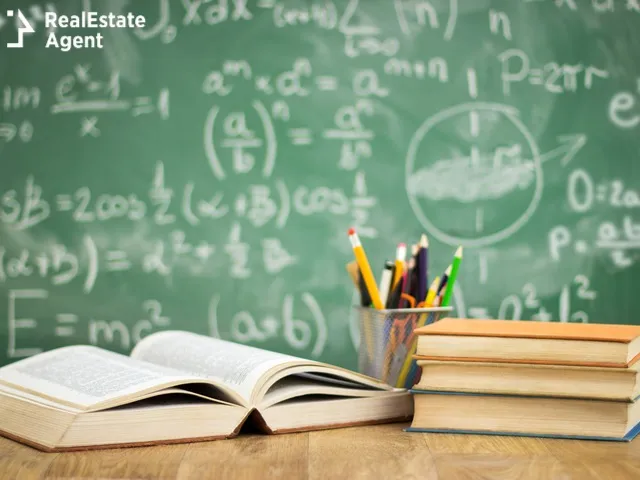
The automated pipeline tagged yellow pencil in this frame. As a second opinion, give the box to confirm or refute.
[424,276,440,307]
[395,277,440,388]
[348,228,383,309]
[392,243,406,289]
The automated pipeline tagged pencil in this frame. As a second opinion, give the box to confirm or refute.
[358,267,372,307]
[378,261,394,307]
[437,265,451,295]
[392,243,406,288]
[348,228,383,310]
[441,247,463,307]
[386,274,404,309]
[401,245,418,308]
[397,271,408,308]
[417,234,429,303]
[346,262,359,288]
[424,276,440,307]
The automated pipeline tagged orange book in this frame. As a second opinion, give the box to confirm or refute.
[414,318,640,368]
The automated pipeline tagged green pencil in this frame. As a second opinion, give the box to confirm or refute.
[440,246,463,307]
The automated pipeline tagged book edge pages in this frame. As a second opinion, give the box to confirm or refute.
[0,406,253,452]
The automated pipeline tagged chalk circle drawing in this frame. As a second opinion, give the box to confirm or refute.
[406,103,543,247]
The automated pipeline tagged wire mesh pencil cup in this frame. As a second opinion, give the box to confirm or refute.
[356,307,453,389]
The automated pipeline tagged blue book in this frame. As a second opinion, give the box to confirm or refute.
[405,390,640,442]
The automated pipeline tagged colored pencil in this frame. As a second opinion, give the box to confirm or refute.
[400,247,417,308]
[417,234,429,303]
[437,265,451,295]
[397,271,408,308]
[392,243,406,288]
[409,244,420,300]
[441,247,463,307]
[424,276,440,307]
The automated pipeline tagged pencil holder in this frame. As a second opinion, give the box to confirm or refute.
[356,307,453,389]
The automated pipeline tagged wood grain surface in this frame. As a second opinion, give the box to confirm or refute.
[2,422,640,479]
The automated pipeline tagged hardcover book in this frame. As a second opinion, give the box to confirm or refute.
[407,390,640,442]
[0,331,411,451]
[414,359,640,400]
[414,318,640,367]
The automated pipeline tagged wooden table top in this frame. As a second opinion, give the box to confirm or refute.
[2,422,640,479]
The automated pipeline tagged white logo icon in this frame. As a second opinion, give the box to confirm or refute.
[7,10,35,48]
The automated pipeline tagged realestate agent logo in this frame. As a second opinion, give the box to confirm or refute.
[6,10,35,48]
[4,9,145,51]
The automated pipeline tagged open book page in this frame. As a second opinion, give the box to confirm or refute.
[258,376,395,409]
[0,346,215,411]
[131,331,317,404]
[0,383,81,412]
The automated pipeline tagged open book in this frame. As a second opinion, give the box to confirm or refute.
[0,331,412,451]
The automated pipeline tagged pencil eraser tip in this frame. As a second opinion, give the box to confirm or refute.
[347,228,355,236]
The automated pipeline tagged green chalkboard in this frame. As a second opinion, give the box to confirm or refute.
[1,0,639,369]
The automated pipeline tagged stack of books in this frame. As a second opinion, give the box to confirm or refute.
[406,318,640,442]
